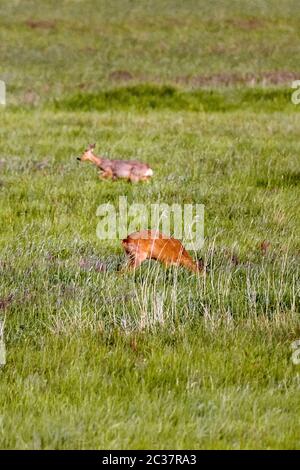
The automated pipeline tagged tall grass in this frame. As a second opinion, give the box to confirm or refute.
[53,86,299,113]
[1,0,300,450]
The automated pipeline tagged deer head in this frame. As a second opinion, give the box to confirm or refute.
[77,143,97,162]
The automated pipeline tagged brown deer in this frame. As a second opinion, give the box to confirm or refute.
[77,144,153,182]
[122,230,204,274]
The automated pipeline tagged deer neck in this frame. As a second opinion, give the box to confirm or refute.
[90,154,102,166]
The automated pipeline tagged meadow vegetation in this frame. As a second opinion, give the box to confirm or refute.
[0,0,300,449]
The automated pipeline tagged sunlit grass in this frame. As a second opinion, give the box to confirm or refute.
[1,0,300,450]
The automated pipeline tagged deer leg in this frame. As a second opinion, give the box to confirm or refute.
[129,174,140,183]
[98,168,114,180]
[123,250,148,271]
[141,176,151,182]
[130,253,147,269]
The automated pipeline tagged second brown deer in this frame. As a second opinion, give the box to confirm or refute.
[122,230,204,274]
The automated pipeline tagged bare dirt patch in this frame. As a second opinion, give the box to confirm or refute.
[23,90,40,105]
[109,70,134,82]
[25,19,56,30]
[226,17,266,30]
[79,258,107,272]
[176,71,300,87]
[0,294,14,311]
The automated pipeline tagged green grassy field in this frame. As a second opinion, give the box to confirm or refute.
[0,0,300,449]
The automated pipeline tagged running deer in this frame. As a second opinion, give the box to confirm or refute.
[122,230,204,273]
[77,144,153,182]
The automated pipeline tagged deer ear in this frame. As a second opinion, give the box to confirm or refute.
[89,143,96,150]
